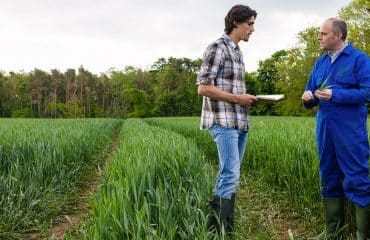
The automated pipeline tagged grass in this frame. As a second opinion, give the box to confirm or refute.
[2,116,363,239]
[79,119,216,239]
[145,116,323,237]
[0,118,120,239]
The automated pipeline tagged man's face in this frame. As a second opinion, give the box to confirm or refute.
[236,16,255,42]
[318,20,340,51]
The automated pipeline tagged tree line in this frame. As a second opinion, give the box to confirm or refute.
[0,0,367,118]
[0,58,202,118]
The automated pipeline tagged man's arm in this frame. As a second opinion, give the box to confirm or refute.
[196,42,258,107]
[315,87,370,104]
[328,54,370,104]
[198,84,258,107]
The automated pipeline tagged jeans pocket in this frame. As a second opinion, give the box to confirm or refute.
[209,124,220,140]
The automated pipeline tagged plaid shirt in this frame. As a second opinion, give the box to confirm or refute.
[196,34,249,130]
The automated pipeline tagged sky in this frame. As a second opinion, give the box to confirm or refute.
[0,0,352,74]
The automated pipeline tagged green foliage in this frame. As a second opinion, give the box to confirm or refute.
[148,116,370,237]
[275,27,321,116]
[151,58,201,117]
[81,119,214,239]
[124,88,150,118]
[257,50,287,94]
[145,116,325,238]
[153,87,200,117]
[252,50,287,115]
[11,108,37,118]
[46,103,69,118]
[339,0,370,54]
[0,119,120,238]
[91,106,106,118]
[245,72,258,95]
[64,101,85,118]
[153,93,177,116]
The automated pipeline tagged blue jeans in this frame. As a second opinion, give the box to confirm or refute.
[209,124,248,199]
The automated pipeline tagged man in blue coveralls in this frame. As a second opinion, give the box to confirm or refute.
[302,18,370,239]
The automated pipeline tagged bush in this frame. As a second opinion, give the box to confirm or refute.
[11,108,37,118]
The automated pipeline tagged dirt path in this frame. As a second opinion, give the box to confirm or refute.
[235,174,313,240]
[48,124,122,240]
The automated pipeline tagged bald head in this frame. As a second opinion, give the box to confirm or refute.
[323,18,347,41]
[318,18,347,51]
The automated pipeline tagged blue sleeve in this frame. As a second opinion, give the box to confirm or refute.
[331,54,370,104]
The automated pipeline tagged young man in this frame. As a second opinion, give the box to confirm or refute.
[196,4,259,234]
[302,18,370,239]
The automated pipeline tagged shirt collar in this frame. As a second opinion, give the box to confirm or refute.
[328,42,348,63]
[222,34,240,51]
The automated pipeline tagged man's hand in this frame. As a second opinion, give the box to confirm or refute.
[314,89,332,101]
[236,94,259,107]
[302,90,314,103]
[198,84,259,107]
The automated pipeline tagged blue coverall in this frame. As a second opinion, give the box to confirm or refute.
[304,44,370,207]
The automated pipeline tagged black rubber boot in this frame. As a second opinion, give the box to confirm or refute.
[355,204,369,240]
[324,198,345,239]
[208,194,236,234]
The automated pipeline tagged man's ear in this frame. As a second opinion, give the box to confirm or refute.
[335,32,342,40]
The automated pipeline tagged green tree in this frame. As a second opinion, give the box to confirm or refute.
[253,50,287,115]
[29,68,50,117]
[48,69,65,118]
[151,57,201,117]
[10,72,30,111]
[0,73,14,117]
[123,88,150,118]
[339,0,370,54]
[275,27,321,116]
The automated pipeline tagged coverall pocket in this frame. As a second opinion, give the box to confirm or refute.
[335,74,357,87]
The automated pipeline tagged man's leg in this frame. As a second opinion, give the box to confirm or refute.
[334,128,370,239]
[316,114,346,238]
[208,124,242,233]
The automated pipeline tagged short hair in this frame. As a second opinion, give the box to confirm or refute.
[224,5,257,35]
[332,19,347,41]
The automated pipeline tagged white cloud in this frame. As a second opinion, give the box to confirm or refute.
[0,0,352,73]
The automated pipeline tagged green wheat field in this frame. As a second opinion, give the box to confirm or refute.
[0,117,364,239]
